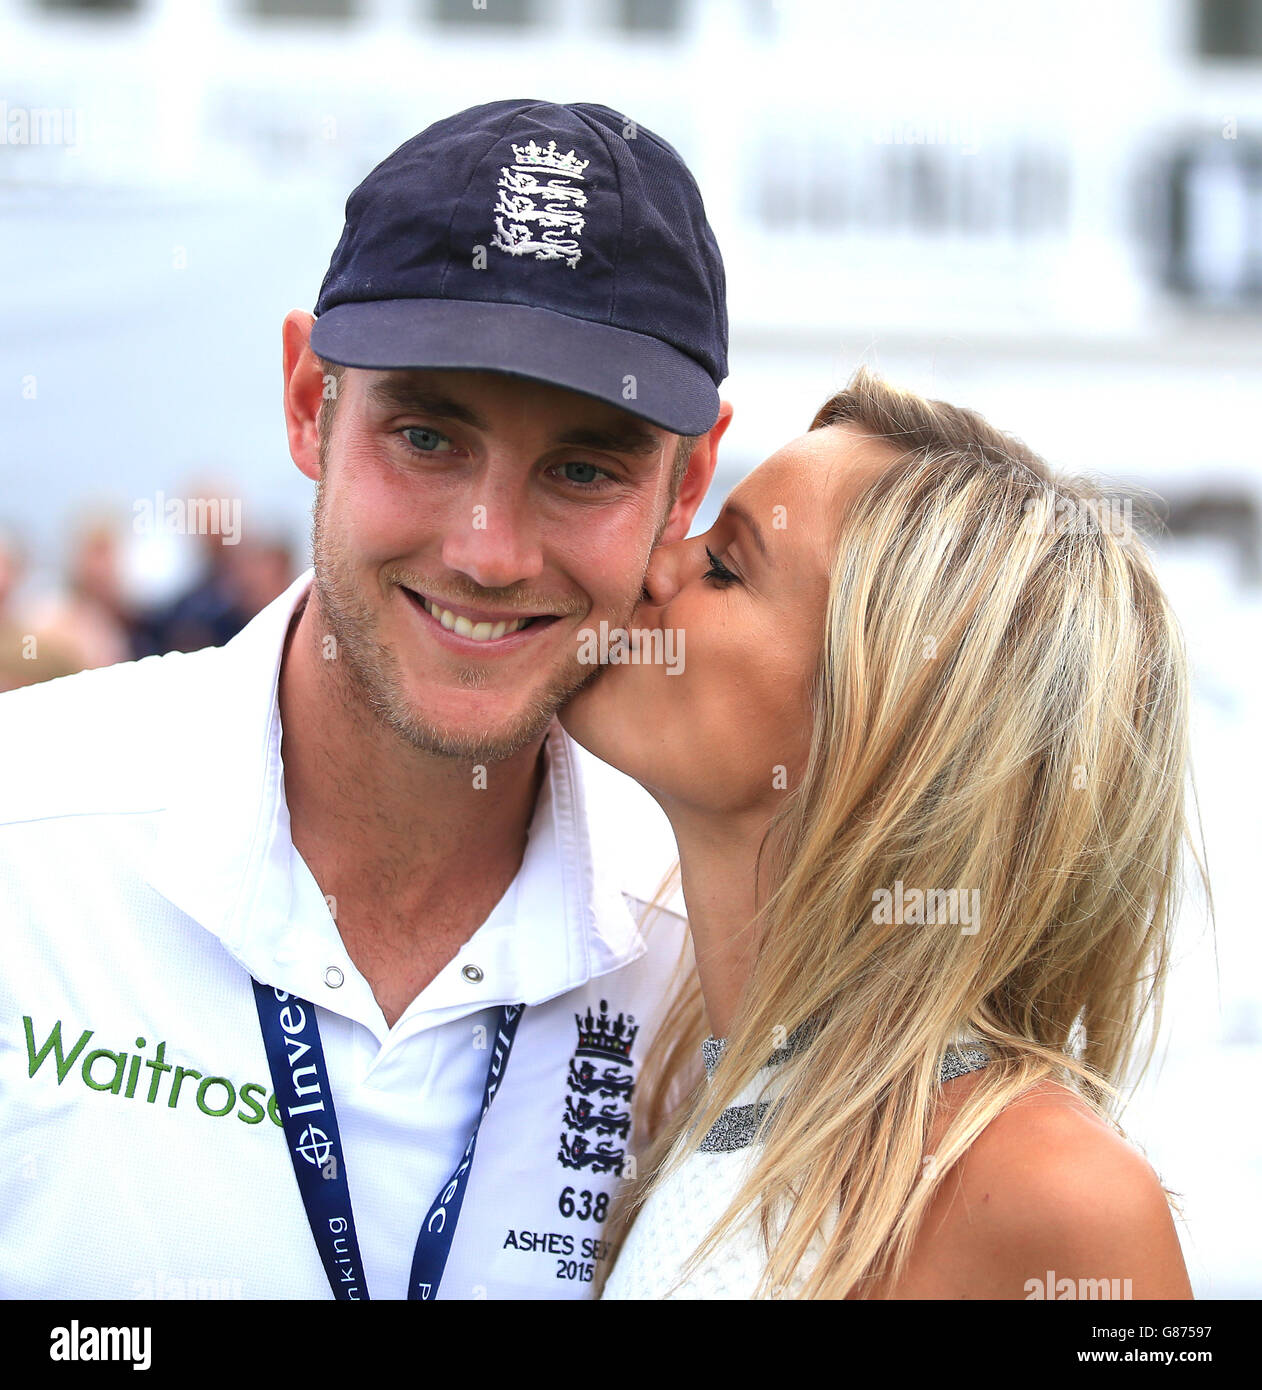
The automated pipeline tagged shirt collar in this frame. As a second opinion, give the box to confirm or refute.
[143,568,654,1013]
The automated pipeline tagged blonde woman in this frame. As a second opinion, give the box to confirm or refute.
[559,368,1200,1300]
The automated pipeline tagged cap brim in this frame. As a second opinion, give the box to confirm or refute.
[309,299,720,436]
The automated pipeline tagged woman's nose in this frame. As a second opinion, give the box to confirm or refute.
[641,538,691,607]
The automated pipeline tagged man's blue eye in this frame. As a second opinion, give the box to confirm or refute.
[404,427,450,453]
[562,461,603,485]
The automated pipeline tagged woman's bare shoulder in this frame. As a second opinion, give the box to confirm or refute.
[879,1078,1192,1300]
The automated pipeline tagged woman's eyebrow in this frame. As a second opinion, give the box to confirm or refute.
[723,501,769,560]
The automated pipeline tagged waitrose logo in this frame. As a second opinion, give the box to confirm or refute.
[22,1015,283,1127]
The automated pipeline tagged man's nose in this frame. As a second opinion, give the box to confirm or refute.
[440,470,545,590]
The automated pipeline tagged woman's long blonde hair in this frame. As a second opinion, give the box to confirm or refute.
[601,367,1207,1300]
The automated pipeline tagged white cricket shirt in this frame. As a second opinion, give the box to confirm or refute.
[0,570,687,1300]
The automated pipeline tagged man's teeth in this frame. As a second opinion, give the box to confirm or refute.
[420,595,532,642]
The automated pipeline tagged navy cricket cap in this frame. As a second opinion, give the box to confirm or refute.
[310,99,728,435]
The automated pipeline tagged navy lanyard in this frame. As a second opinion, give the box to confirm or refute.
[251,978,524,1300]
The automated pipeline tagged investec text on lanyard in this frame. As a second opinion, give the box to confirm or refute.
[251,978,525,1300]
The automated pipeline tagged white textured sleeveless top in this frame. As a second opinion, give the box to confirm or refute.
[601,1032,990,1300]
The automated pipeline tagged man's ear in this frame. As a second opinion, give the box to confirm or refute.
[283,310,327,483]
[657,399,734,545]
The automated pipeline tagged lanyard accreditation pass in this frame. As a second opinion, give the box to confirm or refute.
[251,978,524,1300]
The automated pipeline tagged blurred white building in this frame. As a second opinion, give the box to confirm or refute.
[4,0,1261,502]
[1,0,1259,1294]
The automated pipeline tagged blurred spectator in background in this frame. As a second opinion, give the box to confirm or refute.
[0,505,298,690]
[2,515,136,691]
[142,529,296,656]
[29,513,138,669]
[0,527,82,693]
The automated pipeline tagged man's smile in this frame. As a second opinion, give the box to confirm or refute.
[398,583,565,651]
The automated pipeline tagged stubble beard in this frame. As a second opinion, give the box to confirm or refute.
[308,476,624,765]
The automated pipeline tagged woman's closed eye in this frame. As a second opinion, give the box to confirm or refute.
[702,546,742,588]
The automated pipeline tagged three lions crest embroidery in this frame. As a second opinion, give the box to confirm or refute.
[559,1000,637,1176]
[490,138,590,270]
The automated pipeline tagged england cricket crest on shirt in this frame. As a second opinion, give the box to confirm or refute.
[559,999,637,1176]
[490,138,590,269]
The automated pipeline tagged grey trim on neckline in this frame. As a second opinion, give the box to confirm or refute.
[696,1040,991,1154]
[702,1021,815,1082]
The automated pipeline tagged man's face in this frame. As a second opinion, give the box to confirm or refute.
[310,366,685,763]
